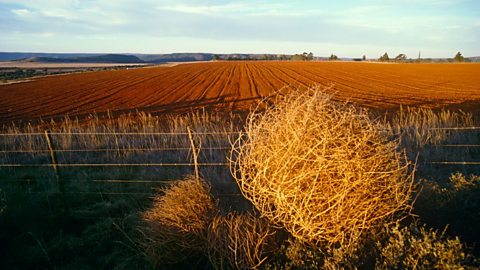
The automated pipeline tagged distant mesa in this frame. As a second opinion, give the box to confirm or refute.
[16,54,145,64]
[0,52,213,63]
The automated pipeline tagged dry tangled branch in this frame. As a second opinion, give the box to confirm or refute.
[141,176,218,265]
[207,212,275,269]
[230,86,414,246]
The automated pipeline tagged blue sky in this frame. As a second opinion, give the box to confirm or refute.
[0,0,479,57]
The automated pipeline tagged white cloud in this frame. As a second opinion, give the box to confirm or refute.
[11,8,30,16]
[156,2,298,16]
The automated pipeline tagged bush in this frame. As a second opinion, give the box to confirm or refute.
[231,86,414,246]
[414,173,480,247]
[141,176,218,266]
[376,223,471,269]
[141,176,277,268]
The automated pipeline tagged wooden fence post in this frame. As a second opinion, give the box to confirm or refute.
[44,130,69,214]
[187,126,200,179]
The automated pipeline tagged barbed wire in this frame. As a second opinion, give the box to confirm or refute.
[0,131,244,136]
[0,126,479,137]
[433,144,480,147]
[6,191,245,196]
[0,178,175,183]
[428,127,480,130]
[0,146,231,153]
[429,161,480,165]
[0,162,229,167]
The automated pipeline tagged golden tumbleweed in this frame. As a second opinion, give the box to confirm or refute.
[231,86,414,246]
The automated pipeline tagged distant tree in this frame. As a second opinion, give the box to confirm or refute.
[395,54,407,62]
[279,54,288,61]
[362,55,366,61]
[307,52,314,61]
[212,54,220,61]
[329,54,338,61]
[379,52,390,62]
[454,52,464,62]
[291,54,306,61]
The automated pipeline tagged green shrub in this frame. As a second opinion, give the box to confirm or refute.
[376,223,470,269]
[414,173,480,247]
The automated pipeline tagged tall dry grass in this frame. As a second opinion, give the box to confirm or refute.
[1,111,240,156]
[231,86,414,246]
[389,107,477,166]
[207,212,275,269]
[390,107,474,149]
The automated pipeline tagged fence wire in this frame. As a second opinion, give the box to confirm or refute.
[0,131,244,136]
[1,129,479,197]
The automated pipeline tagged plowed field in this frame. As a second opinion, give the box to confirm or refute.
[1,61,479,123]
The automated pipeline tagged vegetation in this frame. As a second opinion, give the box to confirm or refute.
[1,85,479,269]
[231,88,413,246]
[0,111,240,270]
[290,52,314,61]
[379,52,390,62]
[142,176,218,266]
[329,54,338,60]
[375,222,469,269]
[0,65,146,83]
[454,51,465,62]
[395,53,407,62]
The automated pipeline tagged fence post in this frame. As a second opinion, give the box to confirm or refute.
[44,130,69,214]
[187,126,200,179]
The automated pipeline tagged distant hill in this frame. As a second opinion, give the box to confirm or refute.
[16,54,144,64]
[0,53,101,61]
[74,54,144,63]
[1,52,292,63]
[1,52,211,63]
[467,56,480,62]
[136,53,213,63]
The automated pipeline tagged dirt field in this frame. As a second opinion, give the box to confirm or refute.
[1,61,479,123]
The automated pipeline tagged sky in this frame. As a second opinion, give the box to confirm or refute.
[0,0,479,58]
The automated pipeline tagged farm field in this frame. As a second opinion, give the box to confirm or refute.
[1,61,479,123]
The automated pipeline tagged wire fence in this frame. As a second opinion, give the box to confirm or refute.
[1,128,479,199]
[0,129,241,203]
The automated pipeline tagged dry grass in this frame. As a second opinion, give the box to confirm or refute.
[390,107,475,150]
[207,212,275,269]
[141,176,218,265]
[231,86,414,246]
[1,110,239,153]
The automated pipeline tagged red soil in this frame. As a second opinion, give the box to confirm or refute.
[1,61,479,123]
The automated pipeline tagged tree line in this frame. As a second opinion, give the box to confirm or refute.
[211,51,469,62]
[378,52,468,62]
